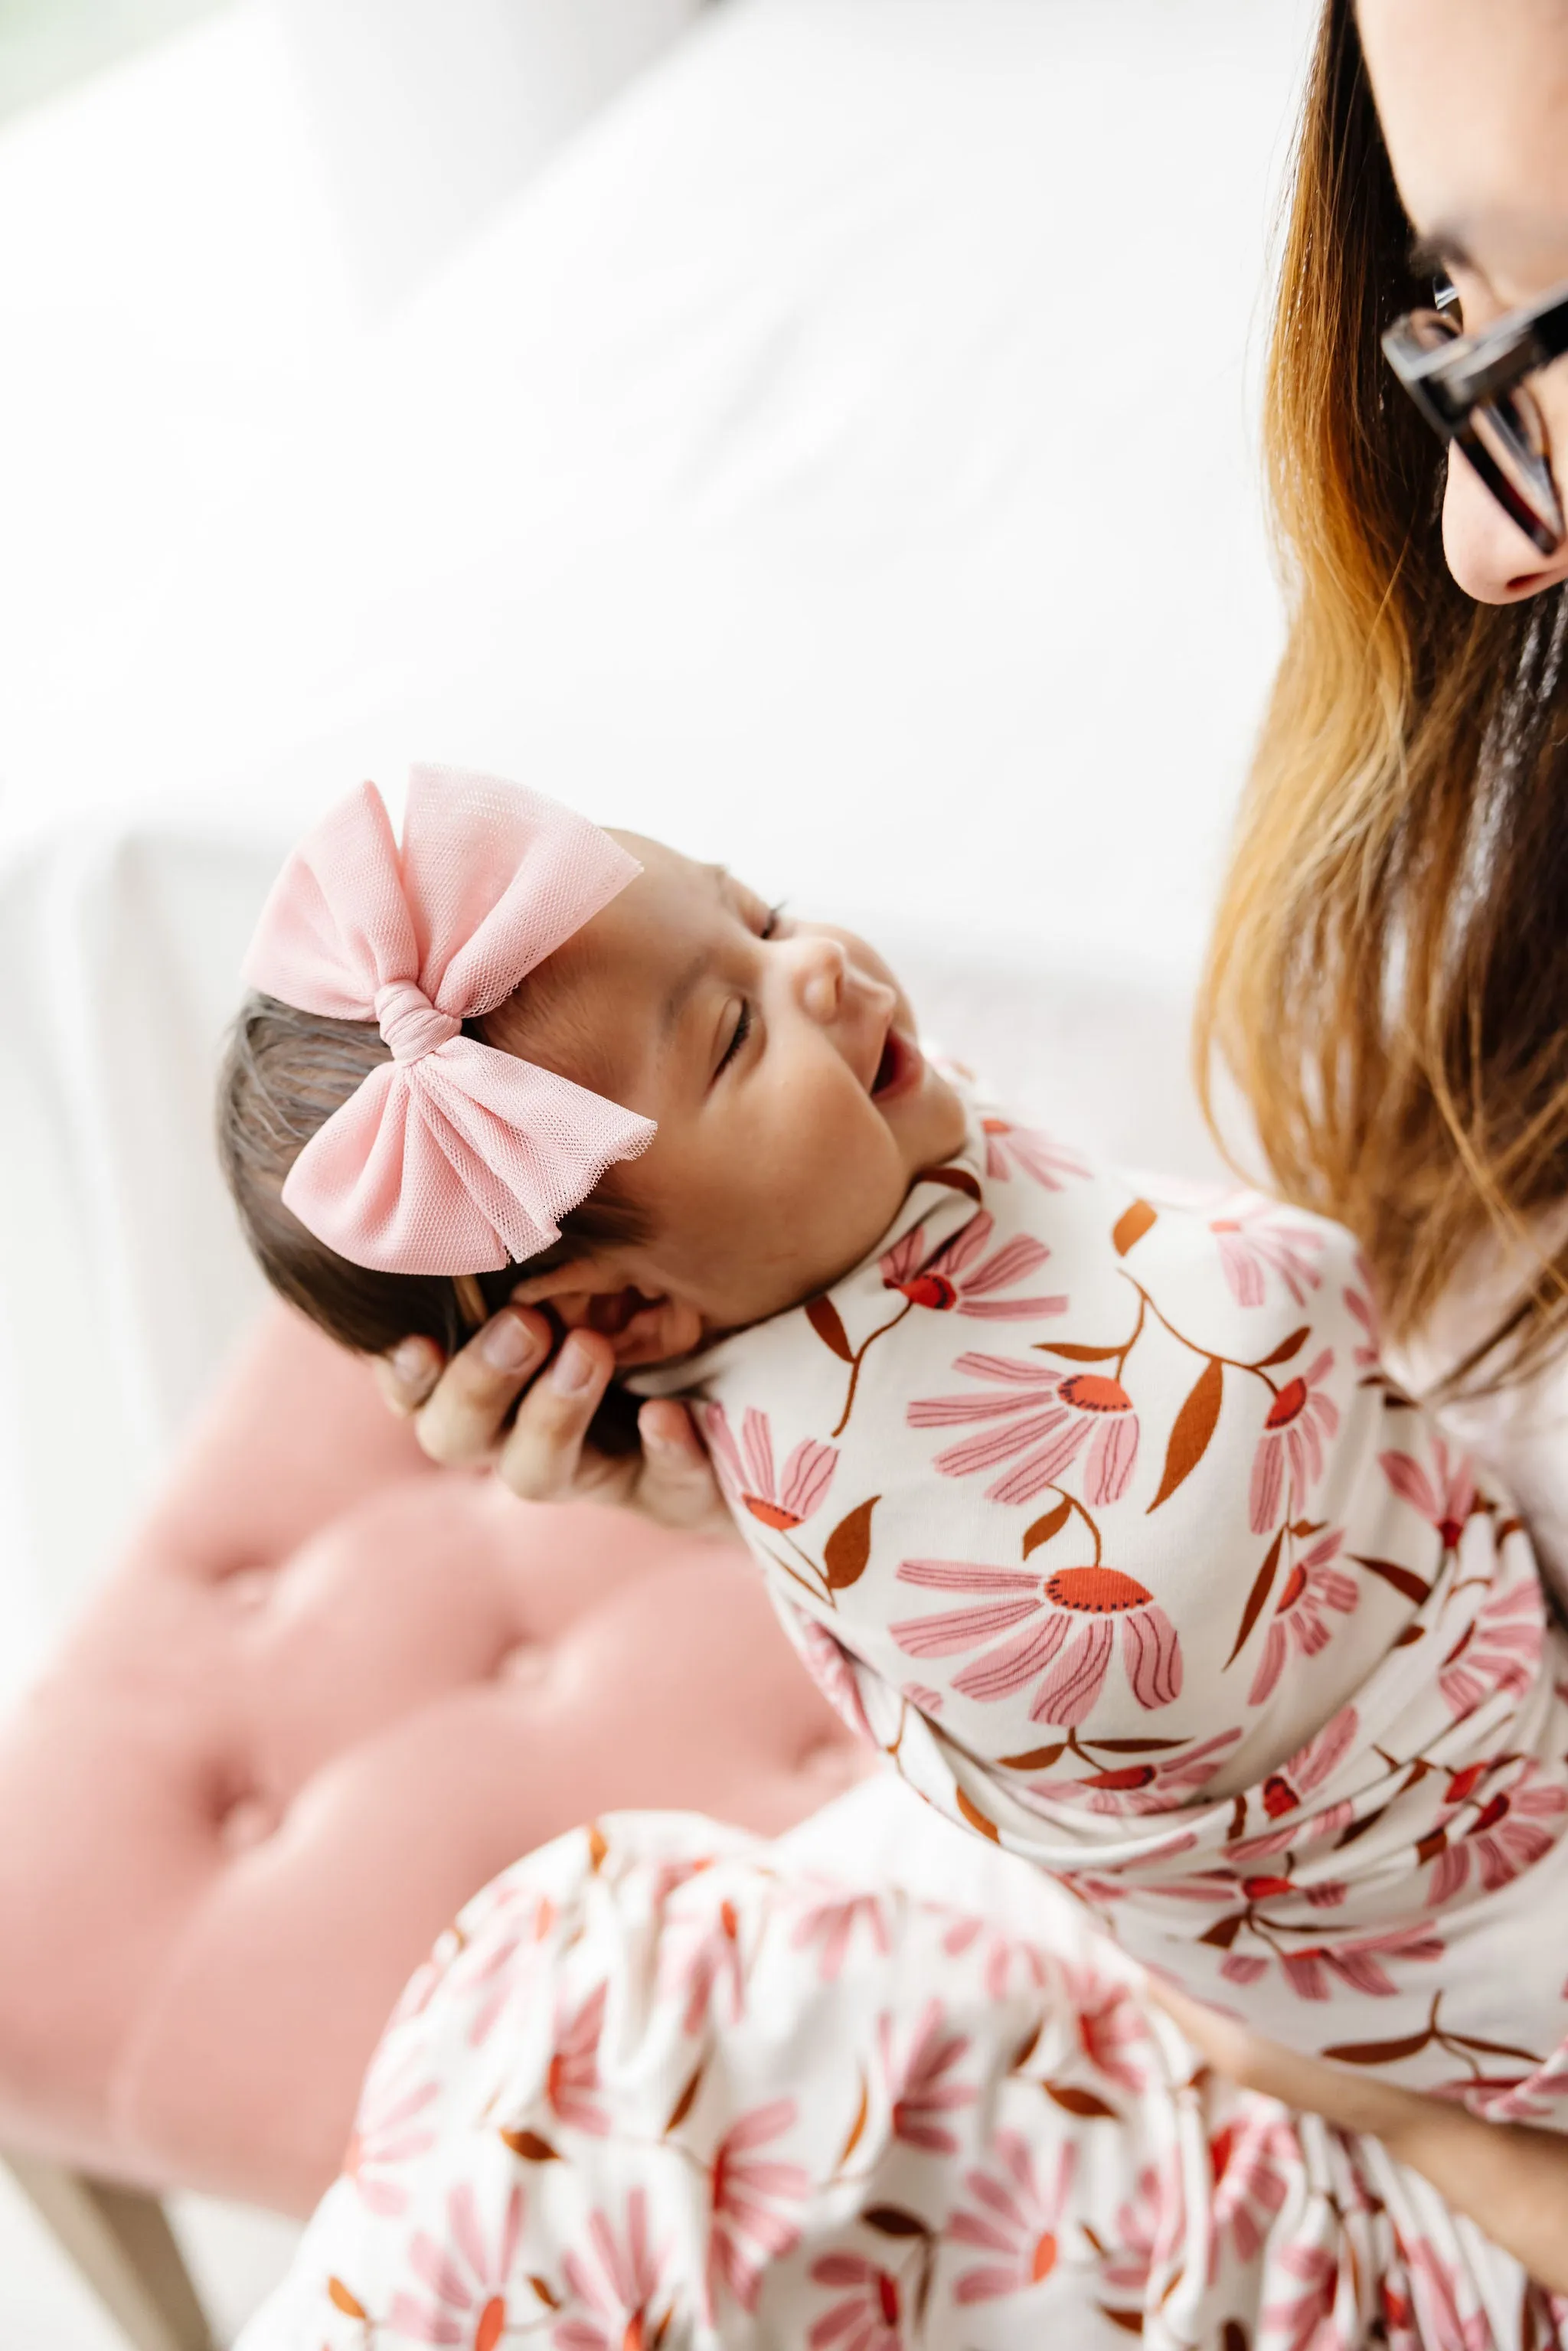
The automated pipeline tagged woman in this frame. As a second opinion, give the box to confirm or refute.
[371,0,1568,2311]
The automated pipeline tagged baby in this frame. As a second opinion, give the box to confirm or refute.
[222,765,1568,2123]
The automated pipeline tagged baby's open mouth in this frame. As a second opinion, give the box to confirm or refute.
[871,1027,923,1102]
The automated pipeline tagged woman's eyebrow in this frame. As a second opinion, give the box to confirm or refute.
[1410,228,1476,280]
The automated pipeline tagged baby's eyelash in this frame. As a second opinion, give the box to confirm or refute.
[717,1000,753,1075]
[762,901,787,939]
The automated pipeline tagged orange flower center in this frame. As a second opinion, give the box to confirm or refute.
[1265,1376,1308,1430]
[877,2271,901,2323]
[1058,1373,1132,1413]
[476,2297,507,2351]
[1031,2230,1058,2283]
[1044,1566,1152,1615]
[1276,1559,1308,1614]
[893,1272,959,1310]
[1086,1763,1156,1791]
[743,1495,802,1531]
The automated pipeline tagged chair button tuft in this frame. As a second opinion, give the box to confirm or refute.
[498,1641,550,1687]
[220,1794,279,1853]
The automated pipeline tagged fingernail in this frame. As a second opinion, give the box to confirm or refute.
[481,1313,537,1373]
[392,1336,433,1386]
[552,1336,597,1394]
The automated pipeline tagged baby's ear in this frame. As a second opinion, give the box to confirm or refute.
[508,1263,704,1369]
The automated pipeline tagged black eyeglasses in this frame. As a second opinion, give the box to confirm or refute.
[1383,276,1568,557]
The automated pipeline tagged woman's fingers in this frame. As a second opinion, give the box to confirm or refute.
[635,1399,737,1536]
[411,1307,554,1468]
[493,1329,617,1501]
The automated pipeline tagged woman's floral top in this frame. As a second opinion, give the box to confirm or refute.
[239,1811,1557,2351]
[639,1078,1568,2118]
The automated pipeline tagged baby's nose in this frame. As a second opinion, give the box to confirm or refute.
[799,937,848,1024]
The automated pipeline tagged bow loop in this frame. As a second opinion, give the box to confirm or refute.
[241,767,656,1275]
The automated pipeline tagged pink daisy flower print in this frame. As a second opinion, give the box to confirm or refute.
[1053,1966,1153,2095]
[1208,1196,1325,1308]
[893,1557,1181,1726]
[1028,1728,1242,1816]
[940,1913,1048,2003]
[662,1896,744,2035]
[1247,1530,1359,1706]
[342,2044,439,2218]
[1207,2106,1293,2270]
[1098,2153,1185,2304]
[1429,1762,1568,1903]
[1393,2239,1494,2351]
[877,1998,976,2154]
[547,1982,611,2137]
[909,1351,1140,1507]
[789,1889,892,1984]
[807,2253,905,2351]
[1260,2244,1346,2351]
[948,2133,1076,2303]
[1380,1436,1477,1552]
[1222,1922,1443,2002]
[702,1403,837,1533]
[706,2099,811,2317]
[879,1213,1067,1321]
[1439,1577,1544,1721]
[555,2189,672,2351]
[388,2181,523,2351]
[1248,1350,1339,1533]
[981,1116,1089,1190]
[1344,1253,1382,1367]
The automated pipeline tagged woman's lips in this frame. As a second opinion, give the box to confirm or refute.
[871,1027,924,1104]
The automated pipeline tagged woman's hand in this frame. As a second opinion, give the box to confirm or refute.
[373,1305,737,1542]
[1151,1981,1568,2294]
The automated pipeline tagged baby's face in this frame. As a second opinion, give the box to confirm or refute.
[490,834,967,1342]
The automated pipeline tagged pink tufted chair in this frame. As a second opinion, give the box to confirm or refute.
[0,1303,865,2348]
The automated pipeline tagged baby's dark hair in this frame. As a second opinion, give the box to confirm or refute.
[217,991,648,1359]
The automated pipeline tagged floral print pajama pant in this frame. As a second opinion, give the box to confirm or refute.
[241,1809,1559,2350]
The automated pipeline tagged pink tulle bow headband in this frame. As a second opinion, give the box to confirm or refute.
[242,764,657,1275]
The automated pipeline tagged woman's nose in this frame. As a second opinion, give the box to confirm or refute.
[795,935,848,1025]
[1442,445,1568,602]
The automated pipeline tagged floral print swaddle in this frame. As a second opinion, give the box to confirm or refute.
[642,1078,1568,2121]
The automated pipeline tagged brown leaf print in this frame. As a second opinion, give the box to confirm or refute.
[806,1294,854,1363]
[529,2276,561,2309]
[1148,1357,1223,1512]
[1350,1553,1432,1607]
[920,1164,983,1202]
[824,1496,880,1589]
[1000,1744,1065,1769]
[1023,1497,1073,1557]
[864,2205,931,2238]
[837,2073,870,2167]
[1044,2082,1117,2118]
[1098,2307,1146,2336]
[500,2129,560,2162]
[956,1788,1001,1842]
[1255,1324,1310,1368]
[1317,2029,1434,2065]
[1112,1200,1158,1256]
[1037,1340,1125,1363]
[665,2062,704,2134]
[328,2279,368,2320]
[1225,1529,1285,1668]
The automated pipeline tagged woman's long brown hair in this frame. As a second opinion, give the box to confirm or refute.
[1199,0,1568,1391]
